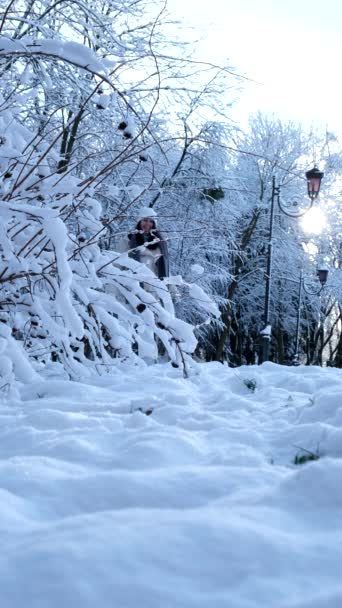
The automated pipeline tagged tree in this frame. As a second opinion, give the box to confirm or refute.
[0,0,227,388]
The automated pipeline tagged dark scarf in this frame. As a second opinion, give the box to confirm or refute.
[128,229,162,250]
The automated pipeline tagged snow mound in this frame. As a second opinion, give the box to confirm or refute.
[1,362,342,607]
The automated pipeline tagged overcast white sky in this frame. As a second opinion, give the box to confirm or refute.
[167,0,342,134]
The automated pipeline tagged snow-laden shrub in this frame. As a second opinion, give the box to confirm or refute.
[0,0,231,388]
[0,57,219,386]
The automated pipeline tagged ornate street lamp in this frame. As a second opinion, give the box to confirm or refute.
[259,166,325,364]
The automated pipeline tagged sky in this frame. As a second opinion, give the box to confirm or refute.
[167,0,342,134]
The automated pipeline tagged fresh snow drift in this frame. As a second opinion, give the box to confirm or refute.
[1,362,342,607]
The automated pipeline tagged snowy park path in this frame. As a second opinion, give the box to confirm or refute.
[1,362,342,608]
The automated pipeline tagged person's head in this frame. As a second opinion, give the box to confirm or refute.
[135,207,158,232]
[137,217,156,232]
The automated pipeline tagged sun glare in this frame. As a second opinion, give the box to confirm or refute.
[300,207,327,235]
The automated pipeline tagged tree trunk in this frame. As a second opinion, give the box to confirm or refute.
[214,208,261,361]
[57,108,84,173]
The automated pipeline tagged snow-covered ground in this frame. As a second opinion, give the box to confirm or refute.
[1,361,342,608]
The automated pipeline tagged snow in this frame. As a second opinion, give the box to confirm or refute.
[1,362,342,607]
[190,263,204,275]
[260,324,272,336]
[0,37,107,74]
[188,283,220,317]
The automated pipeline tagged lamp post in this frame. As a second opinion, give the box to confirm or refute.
[292,266,328,365]
[259,166,324,364]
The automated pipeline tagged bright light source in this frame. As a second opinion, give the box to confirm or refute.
[300,207,327,235]
[302,241,318,255]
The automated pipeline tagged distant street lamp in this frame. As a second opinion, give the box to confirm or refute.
[259,166,324,364]
[292,266,329,365]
